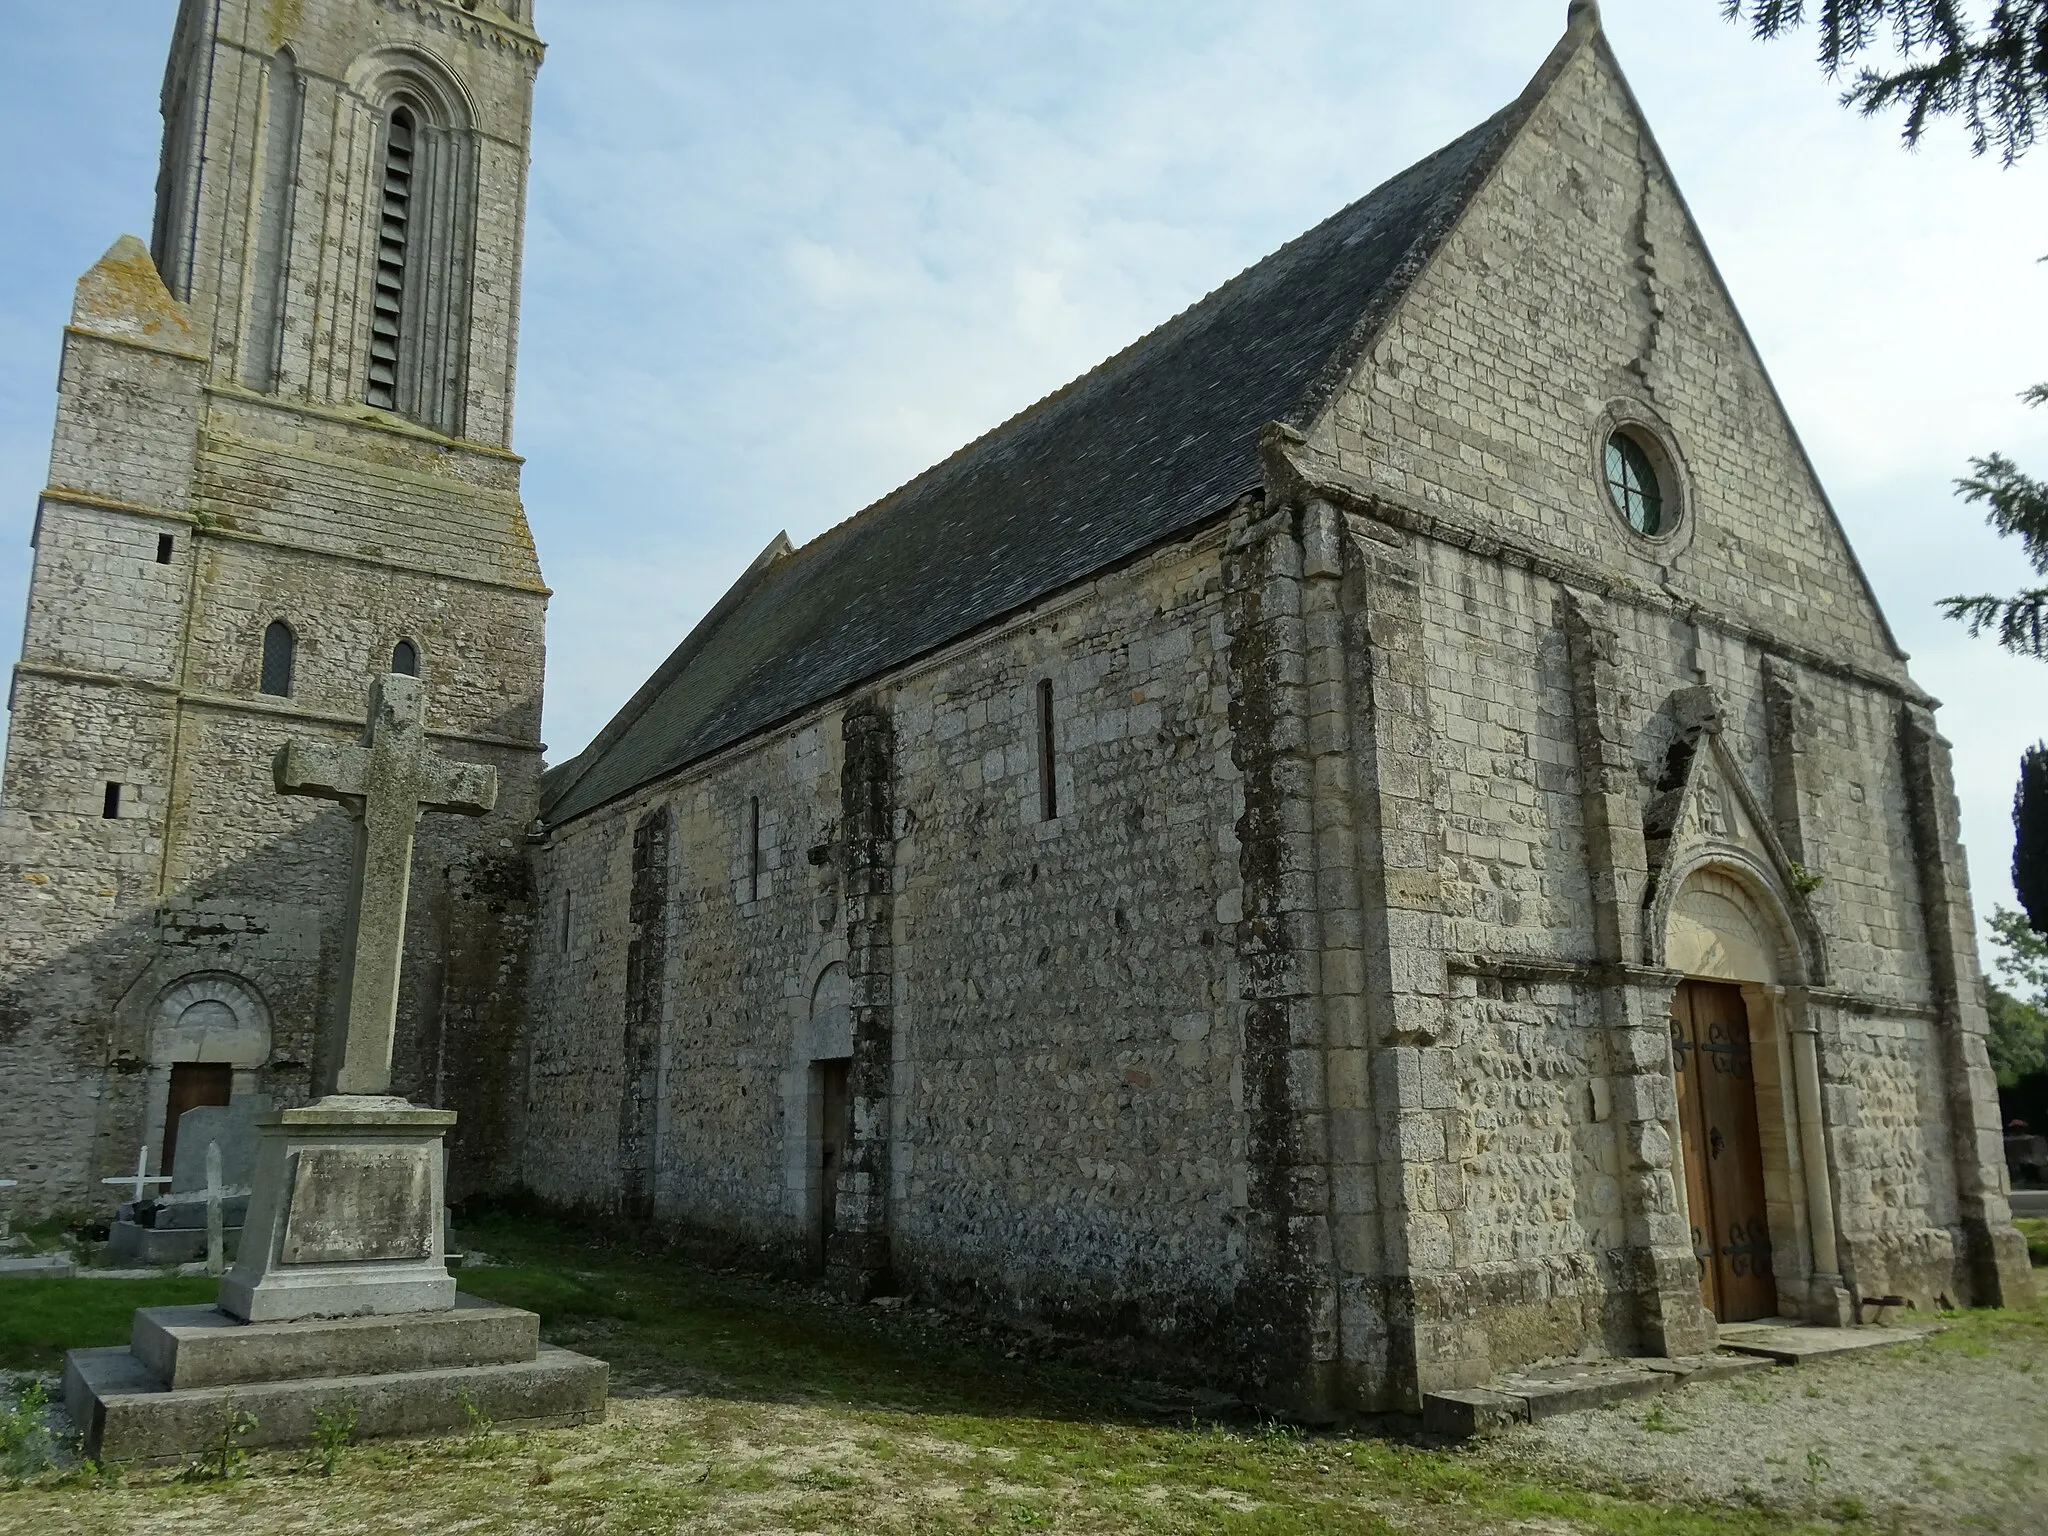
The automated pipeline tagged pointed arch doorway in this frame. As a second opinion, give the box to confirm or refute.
[1662,864,1807,1325]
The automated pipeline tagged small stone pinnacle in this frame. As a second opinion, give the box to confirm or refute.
[1568,0,1602,29]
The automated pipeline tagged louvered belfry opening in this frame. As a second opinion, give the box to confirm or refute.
[366,106,416,413]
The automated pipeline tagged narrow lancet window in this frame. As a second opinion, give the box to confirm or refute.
[103,783,123,821]
[366,107,416,413]
[747,796,762,902]
[261,620,296,698]
[391,639,419,676]
[1038,679,1058,821]
[156,534,175,564]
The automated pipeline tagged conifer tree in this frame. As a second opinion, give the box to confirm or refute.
[2019,743,2048,934]
[1722,1,2048,163]
[1727,2,2048,658]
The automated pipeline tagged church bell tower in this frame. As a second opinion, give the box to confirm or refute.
[0,0,550,1216]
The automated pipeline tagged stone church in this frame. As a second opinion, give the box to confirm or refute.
[0,0,2031,1415]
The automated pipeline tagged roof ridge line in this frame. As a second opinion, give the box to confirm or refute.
[766,118,1545,581]
[1288,19,1598,429]
[541,529,794,816]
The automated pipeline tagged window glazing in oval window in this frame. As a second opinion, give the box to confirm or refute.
[1605,432,1666,535]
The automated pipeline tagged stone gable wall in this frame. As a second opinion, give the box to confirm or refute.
[1299,28,1992,1337]
[1318,38,1903,676]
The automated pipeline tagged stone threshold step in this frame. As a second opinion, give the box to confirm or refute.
[1713,1321,1938,1364]
[1424,1321,1942,1439]
[1423,1352,1776,1438]
[65,1343,608,1464]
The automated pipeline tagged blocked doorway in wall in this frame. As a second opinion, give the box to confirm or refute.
[1671,980,1779,1323]
[161,1062,232,1180]
[813,1059,852,1266]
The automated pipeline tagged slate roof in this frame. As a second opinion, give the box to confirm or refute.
[541,67,1555,827]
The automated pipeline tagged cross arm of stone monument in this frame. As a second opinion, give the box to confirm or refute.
[422,758,498,816]
[275,738,371,803]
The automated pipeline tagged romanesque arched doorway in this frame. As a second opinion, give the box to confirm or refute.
[144,973,272,1179]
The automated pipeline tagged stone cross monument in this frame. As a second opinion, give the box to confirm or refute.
[219,676,497,1323]
[275,673,497,1097]
[62,675,605,1459]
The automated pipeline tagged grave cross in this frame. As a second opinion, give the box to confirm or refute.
[275,674,497,1097]
[103,1146,172,1204]
[204,1141,225,1277]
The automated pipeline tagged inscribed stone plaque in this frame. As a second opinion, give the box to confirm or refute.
[279,1147,436,1266]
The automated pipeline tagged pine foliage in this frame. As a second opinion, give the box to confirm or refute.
[1723,0,2048,162]
[1988,906,2048,1084]
[1937,384,2048,658]
[2018,743,2048,934]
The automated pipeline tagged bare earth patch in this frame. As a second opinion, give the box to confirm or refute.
[1477,1308,2048,1534]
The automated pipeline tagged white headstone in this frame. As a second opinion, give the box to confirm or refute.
[0,1179,17,1243]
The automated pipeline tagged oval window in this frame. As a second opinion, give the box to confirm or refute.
[1604,431,1667,536]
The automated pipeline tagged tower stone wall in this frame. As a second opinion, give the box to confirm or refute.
[0,0,549,1216]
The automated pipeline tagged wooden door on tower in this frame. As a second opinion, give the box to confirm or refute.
[1671,981,1778,1323]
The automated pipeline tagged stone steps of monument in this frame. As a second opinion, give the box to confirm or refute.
[64,1342,607,1465]
[133,1296,540,1389]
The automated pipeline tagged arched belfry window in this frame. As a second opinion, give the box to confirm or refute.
[365,106,417,414]
[391,639,420,677]
[361,85,476,437]
[261,621,297,698]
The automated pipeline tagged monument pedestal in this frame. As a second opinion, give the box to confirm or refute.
[64,1297,606,1463]
[220,1097,457,1322]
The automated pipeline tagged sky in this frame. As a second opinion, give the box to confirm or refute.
[1,0,2044,960]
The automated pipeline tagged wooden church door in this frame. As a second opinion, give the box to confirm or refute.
[1670,981,1779,1323]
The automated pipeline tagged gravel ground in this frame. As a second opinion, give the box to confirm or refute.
[1476,1324,2048,1533]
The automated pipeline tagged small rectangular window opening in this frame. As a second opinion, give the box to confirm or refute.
[748,796,762,902]
[156,534,175,565]
[1037,679,1058,821]
[103,783,122,820]
[560,891,573,953]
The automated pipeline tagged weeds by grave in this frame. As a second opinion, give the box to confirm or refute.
[308,1401,355,1478]
[0,1380,56,1482]
[177,1399,258,1483]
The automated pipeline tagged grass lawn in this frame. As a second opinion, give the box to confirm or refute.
[0,1211,2041,1535]
[0,1278,218,1372]
[2017,1216,2048,1268]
